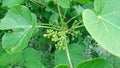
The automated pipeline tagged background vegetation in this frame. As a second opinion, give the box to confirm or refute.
[0,0,120,68]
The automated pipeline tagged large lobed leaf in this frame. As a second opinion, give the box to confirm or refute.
[83,0,120,57]
[0,5,36,54]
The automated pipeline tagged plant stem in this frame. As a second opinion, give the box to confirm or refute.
[30,0,46,8]
[41,23,61,29]
[63,9,68,19]
[65,38,73,68]
[66,45,73,68]
[73,25,84,29]
[66,14,80,24]
[35,25,61,30]
[56,0,64,23]
[35,25,52,29]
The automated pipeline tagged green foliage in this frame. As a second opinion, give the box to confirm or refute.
[54,44,85,68]
[83,0,120,57]
[2,0,24,7]
[0,6,7,19]
[0,52,22,66]
[22,47,46,68]
[77,58,114,68]
[0,0,119,68]
[0,5,36,54]
[73,0,91,4]
[57,0,70,8]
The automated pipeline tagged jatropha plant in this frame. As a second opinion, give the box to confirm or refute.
[0,0,119,68]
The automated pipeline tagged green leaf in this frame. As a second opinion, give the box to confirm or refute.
[73,0,91,4]
[76,58,114,68]
[54,64,69,68]
[54,43,84,68]
[0,65,9,68]
[83,0,120,57]
[0,52,22,66]
[49,13,59,24]
[73,5,84,14]
[0,5,36,54]
[57,0,70,8]
[2,0,24,7]
[23,47,46,68]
